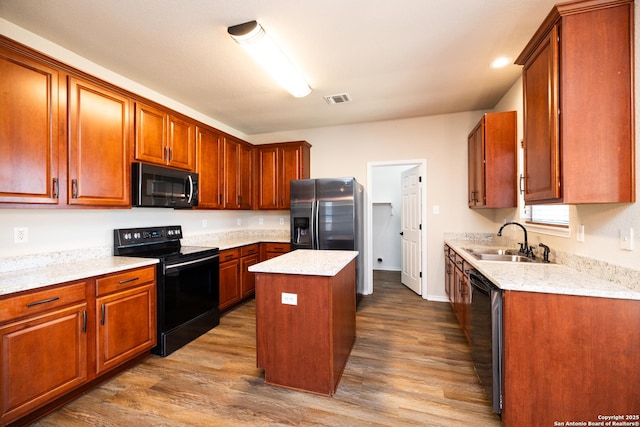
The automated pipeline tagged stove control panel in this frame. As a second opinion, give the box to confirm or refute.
[114,225,183,248]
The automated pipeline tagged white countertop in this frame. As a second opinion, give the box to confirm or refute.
[249,250,358,276]
[192,236,289,251]
[0,257,158,296]
[446,240,640,300]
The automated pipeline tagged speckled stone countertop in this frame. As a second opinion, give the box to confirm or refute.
[249,250,358,276]
[0,228,289,297]
[446,239,640,301]
[0,257,158,296]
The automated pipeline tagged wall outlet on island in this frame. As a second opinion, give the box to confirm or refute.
[281,292,297,305]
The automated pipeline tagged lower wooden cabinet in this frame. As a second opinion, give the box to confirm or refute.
[0,265,156,426]
[219,248,241,312]
[0,301,88,424]
[95,267,156,375]
[219,243,291,312]
[261,242,291,260]
[444,245,471,341]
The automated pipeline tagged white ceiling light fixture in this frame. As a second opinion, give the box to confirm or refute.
[228,20,312,98]
[491,57,510,69]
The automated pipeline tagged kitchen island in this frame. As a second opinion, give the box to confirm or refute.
[249,249,358,396]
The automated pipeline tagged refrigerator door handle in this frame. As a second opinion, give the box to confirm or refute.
[313,199,319,249]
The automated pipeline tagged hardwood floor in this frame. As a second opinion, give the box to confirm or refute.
[31,271,501,426]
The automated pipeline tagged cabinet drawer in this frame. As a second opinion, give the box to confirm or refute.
[96,266,155,297]
[263,243,290,253]
[241,244,259,257]
[220,248,240,262]
[0,281,87,324]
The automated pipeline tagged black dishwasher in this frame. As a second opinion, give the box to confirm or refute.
[469,270,503,414]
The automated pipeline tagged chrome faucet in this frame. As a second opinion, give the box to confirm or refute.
[497,221,533,257]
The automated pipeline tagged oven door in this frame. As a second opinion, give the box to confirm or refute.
[157,253,219,356]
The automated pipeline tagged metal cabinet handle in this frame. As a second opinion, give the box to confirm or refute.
[82,310,87,333]
[101,304,105,325]
[26,296,60,307]
[72,179,78,199]
[53,178,59,199]
[118,277,139,285]
[519,174,525,195]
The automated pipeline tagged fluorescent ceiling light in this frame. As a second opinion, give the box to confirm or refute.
[228,21,312,98]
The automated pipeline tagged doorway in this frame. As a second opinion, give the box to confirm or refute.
[365,160,427,297]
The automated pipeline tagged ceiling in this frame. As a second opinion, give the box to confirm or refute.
[0,0,559,135]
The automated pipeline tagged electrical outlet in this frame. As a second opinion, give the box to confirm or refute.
[259,217,264,225]
[576,225,585,242]
[202,219,208,228]
[279,217,285,225]
[620,228,634,251]
[281,292,297,305]
[237,218,242,226]
[14,227,28,244]
[432,205,440,214]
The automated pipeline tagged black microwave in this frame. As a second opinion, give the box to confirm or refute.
[132,162,198,208]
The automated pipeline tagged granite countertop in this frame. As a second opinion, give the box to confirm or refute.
[0,257,158,296]
[191,235,289,251]
[249,249,358,276]
[445,240,640,301]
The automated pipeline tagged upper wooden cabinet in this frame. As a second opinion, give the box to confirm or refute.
[255,141,311,209]
[0,40,131,208]
[0,44,60,205]
[516,0,635,204]
[135,102,195,171]
[467,112,516,208]
[196,126,224,209]
[68,77,131,207]
[223,137,253,209]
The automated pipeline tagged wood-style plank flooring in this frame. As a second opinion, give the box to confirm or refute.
[31,271,501,426]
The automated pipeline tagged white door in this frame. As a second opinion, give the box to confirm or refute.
[400,166,422,294]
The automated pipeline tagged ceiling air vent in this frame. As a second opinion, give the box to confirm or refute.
[324,93,352,104]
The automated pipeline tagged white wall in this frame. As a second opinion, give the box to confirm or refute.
[371,165,410,271]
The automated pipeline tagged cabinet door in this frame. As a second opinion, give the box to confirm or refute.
[467,122,484,207]
[219,258,241,311]
[223,138,240,209]
[238,143,253,209]
[96,283,156,374]
[68,77,131,206]
[0,46,59,204]
[241,253,260,299]
[281,144,306,208]
[196,126,223,208]
[522,27,560,203]
[135,102,168,166]
[0,304,87,425]
[256,146,280,209]
[168,115,195,171]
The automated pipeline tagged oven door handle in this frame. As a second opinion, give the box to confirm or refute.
[164,254,219,273]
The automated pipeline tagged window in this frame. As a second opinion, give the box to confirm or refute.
[523,204,570,227]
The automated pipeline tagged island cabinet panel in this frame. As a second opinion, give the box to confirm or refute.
[255,260,356,396]
[0,44,60,205]
[516,0,635,204]
[502,291,640,426]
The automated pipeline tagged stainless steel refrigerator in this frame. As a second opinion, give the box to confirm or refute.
[290,178,364,300]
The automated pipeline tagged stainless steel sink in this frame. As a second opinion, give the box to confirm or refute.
[464,248,520,256]
[462,248,545,263]
[474,253,534,262]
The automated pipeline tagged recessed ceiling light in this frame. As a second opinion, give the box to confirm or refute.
[491,57,510,68]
